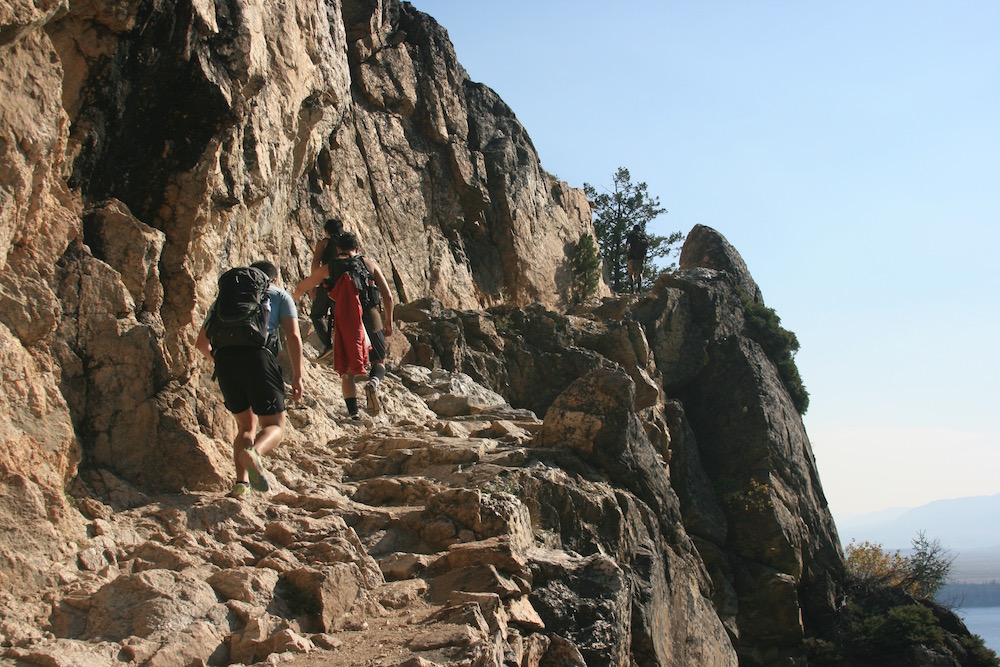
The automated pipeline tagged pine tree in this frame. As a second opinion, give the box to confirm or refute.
[571,233,602,304]
[583,167,682,293]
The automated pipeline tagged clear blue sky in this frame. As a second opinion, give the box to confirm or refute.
[411,2,1000,521]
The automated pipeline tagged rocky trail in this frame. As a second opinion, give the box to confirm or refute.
[2,360,623,667]
[0,236,850,667]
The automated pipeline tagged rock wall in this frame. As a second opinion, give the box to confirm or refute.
[0,0,601,598]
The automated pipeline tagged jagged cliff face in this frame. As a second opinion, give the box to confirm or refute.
[3,2,974,667]
[398,225,845,665]
[1,0,597,589]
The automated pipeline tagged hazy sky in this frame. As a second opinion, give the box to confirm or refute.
[412,1,1000,521]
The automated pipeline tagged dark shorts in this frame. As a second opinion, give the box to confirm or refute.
[214,346,286,415]
[310,287,332,320]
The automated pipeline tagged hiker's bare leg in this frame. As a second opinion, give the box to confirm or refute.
[252,412,285,457]
[235,412,284,474]
[342,373,358,399]
[232,409,257,484]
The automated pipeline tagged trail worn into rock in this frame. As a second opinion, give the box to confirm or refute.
[3,363,734,666]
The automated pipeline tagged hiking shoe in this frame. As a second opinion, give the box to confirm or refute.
[349,412,362,422]
[316,346,335,363]
[365,379,381,416]
[228,482,252,500]
[246,448,270,492]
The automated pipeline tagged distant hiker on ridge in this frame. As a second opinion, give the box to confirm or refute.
[197,260,303,499]
[294,232,394,420]
[625,223,650,293]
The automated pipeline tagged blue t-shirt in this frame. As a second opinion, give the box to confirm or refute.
[265,287,297,335]
[203,286,297,353]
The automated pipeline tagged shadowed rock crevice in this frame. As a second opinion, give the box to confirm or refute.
[54,0,236,223]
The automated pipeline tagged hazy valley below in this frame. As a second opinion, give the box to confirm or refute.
[837,493,1000,584]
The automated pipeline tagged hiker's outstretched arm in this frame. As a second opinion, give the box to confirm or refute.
[292,264,327,301]
[310,239,327,273]
[369,260,394,336]
[196,326,213,361]
[280,316,304,401]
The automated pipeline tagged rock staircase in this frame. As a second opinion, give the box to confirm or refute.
[2,367,629,667]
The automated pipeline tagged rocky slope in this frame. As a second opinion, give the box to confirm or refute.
[1,0,598,598]
[0,1,990,666]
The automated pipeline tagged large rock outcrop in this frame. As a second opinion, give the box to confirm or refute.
[395,226,844,664]
[0,0,603,590]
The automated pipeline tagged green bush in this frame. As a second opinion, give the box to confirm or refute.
[808,534,998,667]
[571,233,602,304]
[738,289,809,414]
[716,476,773,514]
[845,532,954,600]
[804,637,844,666]
[959,635,1000,667]
[848,603,946,654]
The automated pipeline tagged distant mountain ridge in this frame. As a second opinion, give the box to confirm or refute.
[836,493,1000,551]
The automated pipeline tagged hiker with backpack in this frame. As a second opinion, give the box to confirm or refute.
[625,223,650,293]
[308,218,344,362]
[293,232,394,420]
[196,260,303,499]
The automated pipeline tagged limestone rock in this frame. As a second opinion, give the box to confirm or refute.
[639,227,845,662]
[401,302,611,417]
[2,0,600,527]
[207,566,280,608]
[82,199,166,318]
[0,323,84,596]
[285,562,373,632]
[528,549,630,666]
[679,224,763,304]
[82,569,228,641]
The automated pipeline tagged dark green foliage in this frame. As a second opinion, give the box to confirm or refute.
[741,296,800,359]
[641,227,685,288]
[960,635,1000,667]
[848,603,946,655]
[737,289,810,414]
[776,358,809,415]
[571,233,602,304]
[807,598,982,667]
[807,539,999,667]
[583,167,683,293]
[905,531,956,599]
[714,475,772,515]
[804,637,843,665]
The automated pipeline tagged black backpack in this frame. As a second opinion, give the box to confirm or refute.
[628,231,650,259]
[206,266,271,349]
[329,255,380,310]
[320,234,340,267]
